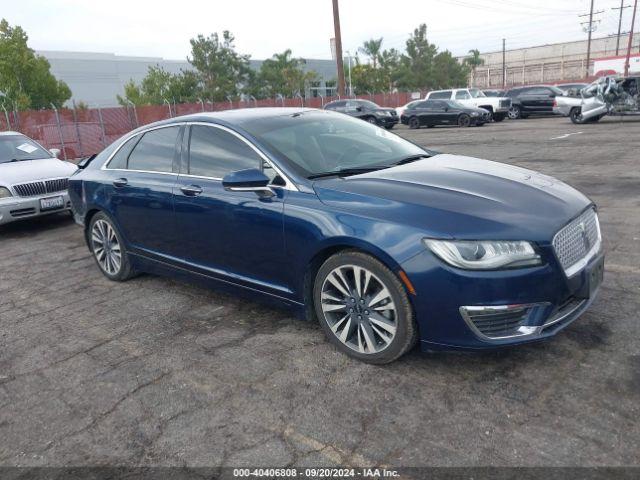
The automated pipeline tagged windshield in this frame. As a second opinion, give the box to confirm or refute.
[243,111,427,178]
[0,135,52,163]
[469,88,486,98]
[358,100,381,110]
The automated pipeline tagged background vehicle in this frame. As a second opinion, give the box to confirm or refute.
[400,100,490,128]
[395,100,423,118]
[70,108,603,363]
[0,131,76,225]
[505,85,564,119]
[482,89,506,97]
[555,83,588,97]
[425,88,511,121]
[324,99,398,129]
[575,76,640,124]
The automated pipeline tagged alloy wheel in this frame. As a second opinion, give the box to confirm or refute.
[458,114,471,127]
[320,265,397,354]
[91,219,122,275]
[367,117,378,125]
[508,106,520,119]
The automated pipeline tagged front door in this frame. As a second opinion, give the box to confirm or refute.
[173,123,288,294]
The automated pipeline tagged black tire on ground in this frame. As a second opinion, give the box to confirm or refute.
[569,108,584,124]
[409,117,420,129]
[88,211,136,282]
[313,250,418,364]
[493,113,506,122]
[366,116,378,125]
[385,125,394,130]
[458,114,471,127]
[508,106,521,119]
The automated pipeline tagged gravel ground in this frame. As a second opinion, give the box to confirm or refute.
[0,115,638,470]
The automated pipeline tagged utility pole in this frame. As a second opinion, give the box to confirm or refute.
[613,0,632,55]
[580,0,604,78]
[502,39,506,89]
[625,0,638,76]
[332,0,346,97]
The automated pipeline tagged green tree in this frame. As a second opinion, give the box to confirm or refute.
[359,37,384,68]
[433,50,470,89]
[188,31,251,101]
[256,49,318,98]
[464,49,484,86]
[117,66,200,106]
[0,19,71,110]
[396,24,438,90]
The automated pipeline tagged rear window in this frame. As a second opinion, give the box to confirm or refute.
[0,135,51,163]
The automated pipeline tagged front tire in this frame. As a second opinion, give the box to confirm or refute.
[508,106,521,119]
[493,113,506,122]
[313,251,417,364]
[458,114,471,127]
[365,116,378,125]
[89,212,135,281]
[569,108,584,124]
[409,117,420,129]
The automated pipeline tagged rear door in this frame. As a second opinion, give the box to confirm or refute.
[173,123,288,292]
[103,125,182,259]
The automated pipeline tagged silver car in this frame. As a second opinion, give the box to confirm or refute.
[0,131,77,225]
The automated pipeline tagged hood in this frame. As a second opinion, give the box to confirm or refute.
[0,158,77,186]
[376,107,397,115]
[313,154,591,242]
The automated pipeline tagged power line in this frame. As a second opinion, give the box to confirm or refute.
[612,0,632,54]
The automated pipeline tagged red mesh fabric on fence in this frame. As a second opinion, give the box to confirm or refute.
[2,93,416,159]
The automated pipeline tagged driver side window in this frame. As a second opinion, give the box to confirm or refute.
[187,125,262,179]
[455,90,471,100]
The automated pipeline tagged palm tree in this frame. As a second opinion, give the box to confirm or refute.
[359,38,384,68]
[464,49,485,86]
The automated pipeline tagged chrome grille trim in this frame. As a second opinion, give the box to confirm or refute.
[552,208,601,277]
[459,304,545,341]
[12,177,69,197]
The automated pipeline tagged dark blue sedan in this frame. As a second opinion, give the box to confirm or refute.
[69,108,604,363]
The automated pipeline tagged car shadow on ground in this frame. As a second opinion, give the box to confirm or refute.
[0,212,75,239]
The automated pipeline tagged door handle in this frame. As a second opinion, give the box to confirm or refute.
[180,185,203,197]
[113,178,128,188]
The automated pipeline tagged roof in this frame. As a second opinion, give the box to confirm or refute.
[0,131,23,136]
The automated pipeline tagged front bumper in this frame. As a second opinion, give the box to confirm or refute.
[401,245,604,351]
[0,192,71,225]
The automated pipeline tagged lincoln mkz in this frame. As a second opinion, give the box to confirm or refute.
[68,108,604,363]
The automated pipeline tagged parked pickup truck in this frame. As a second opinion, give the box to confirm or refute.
[425,88,511,121]
[554,76,640,124]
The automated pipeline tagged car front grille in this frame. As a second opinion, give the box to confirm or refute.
[460,305,534,339]
[552,208,601,276]
[499,99,512,108]
[12,178,69,197]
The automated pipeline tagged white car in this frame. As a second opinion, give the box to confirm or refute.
[395,100,423,118]
[425,88,511,121]
[0,131,77,225]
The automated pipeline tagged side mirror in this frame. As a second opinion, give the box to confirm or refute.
[50,148,61,158]
[222,168,274,198]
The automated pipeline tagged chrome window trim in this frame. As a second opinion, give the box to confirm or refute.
[184,121,298,191]
[100,121,298,192]
[552,209,602,278]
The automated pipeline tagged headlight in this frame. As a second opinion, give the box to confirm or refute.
[471,112,480,116]
[423,239,542,270]
[0,187,12,198]
[378,111,391,116]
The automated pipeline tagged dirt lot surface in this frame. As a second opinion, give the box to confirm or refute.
[1,116,638,469]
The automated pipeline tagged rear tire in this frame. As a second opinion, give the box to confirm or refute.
[458,114,471,127]
[89,212,135,282]
[409,117,420,129]
[508,106,521,119]
[313,250,417,364]
[569,108,584,124]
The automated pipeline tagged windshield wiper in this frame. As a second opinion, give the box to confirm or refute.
[392,154,431,166]
[308,166,390,179]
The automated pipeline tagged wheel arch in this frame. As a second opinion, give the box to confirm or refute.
[302,238,409,323]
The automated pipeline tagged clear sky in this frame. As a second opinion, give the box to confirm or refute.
[3,0,635,60]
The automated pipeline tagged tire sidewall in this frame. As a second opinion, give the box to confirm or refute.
[409,117,420,129]
[89,211,131,281]
[313,251,415,364]
[458,114,471,127]
[508,106,521,119]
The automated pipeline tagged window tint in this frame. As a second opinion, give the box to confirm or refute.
[429,91,452,99]
[188,125,262,178]
[107,135,140,169]
[127,126,179,173]
[455,90,471,100]
[326,101,346,109]
[528,87,552,95]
